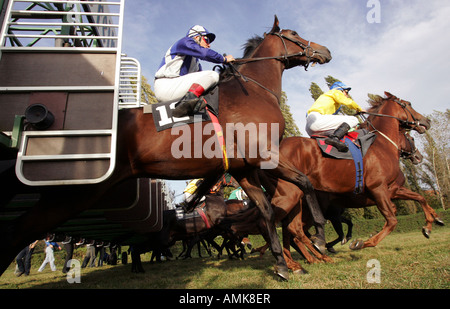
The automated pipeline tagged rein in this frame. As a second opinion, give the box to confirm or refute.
[232,32,317,71]
[364,99,421,128]
[360,98,420,155]
[220,31,319,103]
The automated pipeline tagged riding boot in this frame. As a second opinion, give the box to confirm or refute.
[324,122,351,152]
[172,83,206,118]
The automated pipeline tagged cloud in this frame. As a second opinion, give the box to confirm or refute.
[284,0,450,134]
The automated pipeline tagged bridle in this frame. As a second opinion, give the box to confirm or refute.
[364,98,422,129]
[221,31,322,103]
[361,98,422,155]
[399,131,419,161]
[232,31,320,71]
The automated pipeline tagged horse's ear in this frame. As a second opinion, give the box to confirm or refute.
[270,15,280,33]
[384,91,394,99]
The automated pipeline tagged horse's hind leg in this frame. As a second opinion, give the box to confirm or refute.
[393,186,444,238]
[341,216,353,243]
[327,217,345,252]
[266,157,327,254]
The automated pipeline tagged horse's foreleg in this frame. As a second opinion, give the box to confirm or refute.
[250,243,269,258]
[392,186,444,238]
[287,204,333,264]
[351,189,398,250]
[238,171,289,281]
[281,218,308,274]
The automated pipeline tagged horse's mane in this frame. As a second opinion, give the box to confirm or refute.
[366,93,386,113]
[242,35,264,59]
[218,35,264,81]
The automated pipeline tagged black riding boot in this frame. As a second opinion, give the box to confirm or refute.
[172,92,202,117]
[172,83,206,118]
[324,122,350,152]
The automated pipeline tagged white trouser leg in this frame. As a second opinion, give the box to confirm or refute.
[306,112,359,136]
[154,71,219,103]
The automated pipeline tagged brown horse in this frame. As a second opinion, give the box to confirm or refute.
[262,92,438,272]
[321,130,423,253]
[0,16,331,279]
[246,127,440,270]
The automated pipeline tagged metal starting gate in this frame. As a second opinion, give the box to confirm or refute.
[0,0,144,186]
[0,0,173,244]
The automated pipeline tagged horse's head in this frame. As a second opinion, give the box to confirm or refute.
[384,92,431,133]
[266,16,332,70]
[400,130,423,165]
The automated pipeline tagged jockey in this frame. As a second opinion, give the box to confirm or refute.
[183,178,203,201]
[305,81,366,152]
[228,187,248,200]
[154,25,235,117]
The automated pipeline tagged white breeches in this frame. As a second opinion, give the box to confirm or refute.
[38,247,56,272]
[305,112,360,136]
[154,71,220,103]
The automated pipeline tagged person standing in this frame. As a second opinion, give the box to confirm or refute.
[38,237,62,272]
[81,241,96,268]
[61,236,75,274]
[15,240,39,276]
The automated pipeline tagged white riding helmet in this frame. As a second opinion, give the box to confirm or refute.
[186,25,216,43]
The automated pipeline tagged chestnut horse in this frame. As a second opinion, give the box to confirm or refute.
[0,16,331,279]
[242,126,441,271]
[263,92,439,272]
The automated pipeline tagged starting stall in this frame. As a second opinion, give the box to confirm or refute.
[0,0,172,245]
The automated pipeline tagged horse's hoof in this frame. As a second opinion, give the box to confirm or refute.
[349,239,364,250]
[274,265,289,281]
[422,227,431,239]
[434,217,445,226]
[293,268,308,275]
[327,247,337,254]
[310,236,326,254]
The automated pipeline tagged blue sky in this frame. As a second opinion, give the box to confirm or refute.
[120,0,450,201]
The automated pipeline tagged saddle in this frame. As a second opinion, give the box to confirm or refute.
[148,87,220,132]
[148,86,228,171]
[313,129,377,193]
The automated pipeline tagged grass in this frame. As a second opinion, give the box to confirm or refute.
[0,210,449,289]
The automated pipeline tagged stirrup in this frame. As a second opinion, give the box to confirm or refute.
[172,97,200,118]
[324,137,348,152]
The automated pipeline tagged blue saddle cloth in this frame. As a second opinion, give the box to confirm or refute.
[315,130,376,194]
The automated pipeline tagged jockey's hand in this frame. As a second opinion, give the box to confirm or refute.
[224,55,235,63]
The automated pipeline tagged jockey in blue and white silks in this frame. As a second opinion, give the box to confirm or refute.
[154,25,234,117]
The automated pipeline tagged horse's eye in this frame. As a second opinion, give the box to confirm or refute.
[291,31,298,36]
